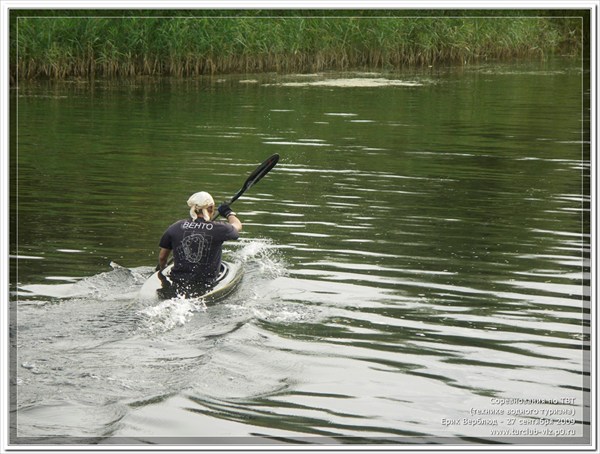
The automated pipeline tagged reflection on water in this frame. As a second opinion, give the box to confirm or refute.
[10,60,589,445]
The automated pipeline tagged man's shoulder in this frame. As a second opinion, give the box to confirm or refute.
[212,221,240,239]
[164,219,188,232]
[212,220,231,227]
[212,221,236,230]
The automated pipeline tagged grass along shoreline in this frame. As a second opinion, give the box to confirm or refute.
[14,16,581,79]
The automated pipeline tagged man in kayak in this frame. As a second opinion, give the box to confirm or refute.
[156,191,242,298]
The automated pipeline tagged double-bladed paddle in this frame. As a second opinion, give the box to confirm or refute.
[212,153,280,220]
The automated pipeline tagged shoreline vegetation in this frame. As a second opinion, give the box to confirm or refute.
[12,13,583,80]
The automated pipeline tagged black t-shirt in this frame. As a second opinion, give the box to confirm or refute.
[159,218,239,285]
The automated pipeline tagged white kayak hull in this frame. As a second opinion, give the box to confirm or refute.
[139,261,243,302]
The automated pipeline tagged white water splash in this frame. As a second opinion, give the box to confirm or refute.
[138,296,207,334]
[235,238,288,278]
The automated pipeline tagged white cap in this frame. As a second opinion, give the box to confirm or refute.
[187,191,214,221]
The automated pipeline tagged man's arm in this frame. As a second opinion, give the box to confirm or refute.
[218,203,242,232]
[227,214,242,232]
[158,247,171,270]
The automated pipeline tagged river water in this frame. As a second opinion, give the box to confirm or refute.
[9,58,590,447]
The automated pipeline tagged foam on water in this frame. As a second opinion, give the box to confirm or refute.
[138,296,207,334]
[265,77,424,88]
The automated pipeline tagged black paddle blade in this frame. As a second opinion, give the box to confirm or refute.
[228,153,279,204]
[242,153,279,191]
[212,154,280,220]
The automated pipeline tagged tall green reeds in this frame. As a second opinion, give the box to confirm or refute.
[13,16,578,80]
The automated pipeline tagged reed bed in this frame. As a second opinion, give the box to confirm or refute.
[13,16,577,79]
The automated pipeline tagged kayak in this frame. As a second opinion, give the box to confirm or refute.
[139,261,243,302]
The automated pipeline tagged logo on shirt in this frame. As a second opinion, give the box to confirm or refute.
[180,233,211,263]
[182,221,214,230]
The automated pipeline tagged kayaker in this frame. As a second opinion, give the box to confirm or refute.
[156,191,242,298]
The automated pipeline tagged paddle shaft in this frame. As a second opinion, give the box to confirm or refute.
[212,153,279,220]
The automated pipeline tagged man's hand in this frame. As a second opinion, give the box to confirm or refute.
[218,203,242,232]
[218,203,234,218]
